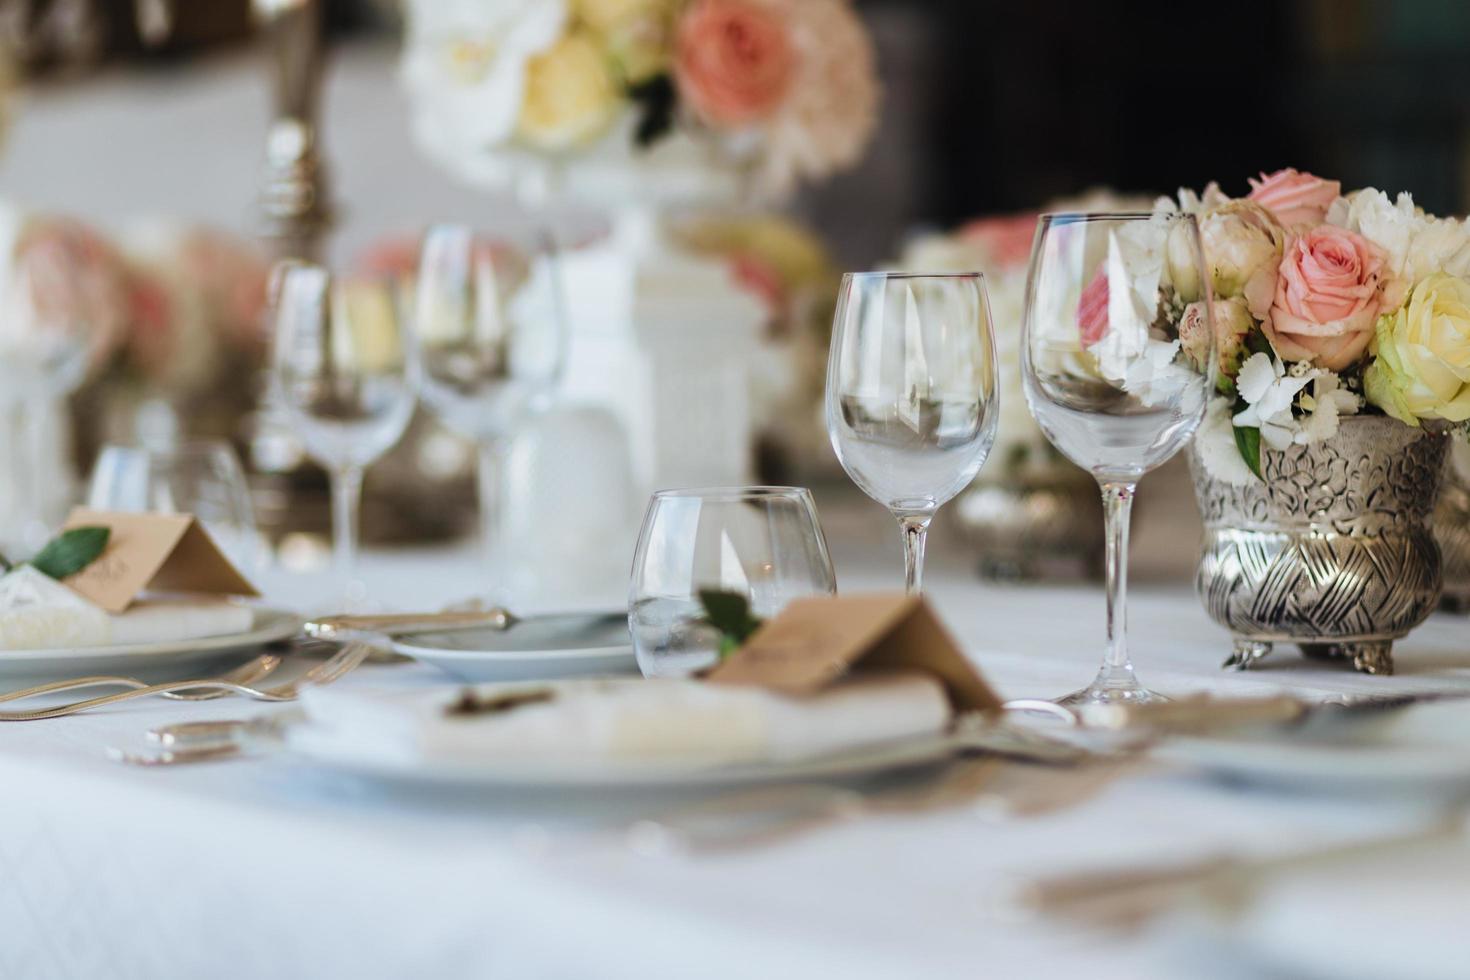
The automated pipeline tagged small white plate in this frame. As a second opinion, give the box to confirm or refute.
[282,723,958,792]
[0,607,302,684]
[392,611,637,683]
[1153,699,1470,798]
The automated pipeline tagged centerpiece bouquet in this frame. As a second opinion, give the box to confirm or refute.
[1178,168,1470,674]
[401,0,879,201]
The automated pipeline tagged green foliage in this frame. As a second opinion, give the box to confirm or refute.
[1233,425,1263,480]
[698,589,765,660]
[30,526,110,580]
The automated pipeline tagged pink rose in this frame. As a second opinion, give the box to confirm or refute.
[957,212,1039,269]
[1076,267,1109,346]
[675,0,795,126]
[1247,168,1340,228]
[1264,226,1387,370]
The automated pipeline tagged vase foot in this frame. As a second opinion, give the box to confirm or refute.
[1295,641,1395,675]
[1345,641,1394,676]
[1224,640,1272,671]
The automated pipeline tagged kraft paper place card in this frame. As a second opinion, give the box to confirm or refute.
[59,508,259,613]
[706,593,1002,714]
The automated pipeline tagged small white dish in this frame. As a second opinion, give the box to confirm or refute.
[0,607,302,683]
[391,611,637,683]
[1153,699,1470,799]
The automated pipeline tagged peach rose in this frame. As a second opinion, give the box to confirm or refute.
[1264,226,1387,370]
[1247,168,1340,228]
[674,0,795,126]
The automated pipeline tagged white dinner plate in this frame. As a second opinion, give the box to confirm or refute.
[391,611,638,683]
[281,721,959,792]
[0,607,303,684]
[1152,699,1470,799]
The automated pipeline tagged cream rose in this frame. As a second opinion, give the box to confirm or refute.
[1197,201,1284,317]
[575,0,670,31]
[1180,297,1253,385]
[516,32,621,151]
[1264,225,1387,371]
[1364,273,1470,424]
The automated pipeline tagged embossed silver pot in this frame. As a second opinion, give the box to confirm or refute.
[1188,416,1448,675]
[1433,440,1470,612]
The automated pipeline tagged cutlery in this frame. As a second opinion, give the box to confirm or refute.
[3,640,372,722]
[996,813,1467,932]
[304,609,520,640]
[1077,690,1470,738]
[0,650,288,706]
[108,713,297,766]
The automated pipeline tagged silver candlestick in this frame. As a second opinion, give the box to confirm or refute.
[253,0,332,261]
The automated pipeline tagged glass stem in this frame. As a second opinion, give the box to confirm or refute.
[331,465,364,584]
[476,439,509,590]
[1099,481,1137,680]
[899,514,932,596]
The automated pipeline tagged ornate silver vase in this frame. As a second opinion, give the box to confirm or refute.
[1188,416,1448,676]
[1434,441,1470,612]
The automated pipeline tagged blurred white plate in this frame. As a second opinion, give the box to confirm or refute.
[0,607,302,683]
[1153,699,1470,798]
[392,611,637,683]
[282,722,957,792]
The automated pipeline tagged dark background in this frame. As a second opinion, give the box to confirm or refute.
[10,0,1470,264]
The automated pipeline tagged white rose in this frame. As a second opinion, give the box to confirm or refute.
[401,0,568,163]
[1329,188,1470,311]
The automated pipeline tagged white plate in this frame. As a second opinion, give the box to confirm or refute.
[282,722,959,792]
[1152,699,1470,798]
[0,607,302,684]
[392,611,637,683]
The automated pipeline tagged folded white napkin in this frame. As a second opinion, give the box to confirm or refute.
[300,673,952,769]
[0,565,254,650]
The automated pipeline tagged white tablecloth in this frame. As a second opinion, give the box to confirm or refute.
[2,498,1469,979]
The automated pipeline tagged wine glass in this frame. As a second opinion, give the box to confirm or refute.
[0,241,111,552]
[629,487,837,678]
[1021,212,1215,705]
[269,262,416,599]
[825,272,999,594]
[87,440,262,570]
[413,224,567,602]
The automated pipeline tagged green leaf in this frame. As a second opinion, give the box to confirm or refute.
[629,75,676,149]
[1233,425,1263,481]
[30,526,110,580]
[0,551,10,573]
[698,588,764,659]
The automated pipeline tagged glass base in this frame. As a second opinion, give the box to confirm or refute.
[1057,666,1168,707]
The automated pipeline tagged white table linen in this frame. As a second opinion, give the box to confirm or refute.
[2,496,1469,979]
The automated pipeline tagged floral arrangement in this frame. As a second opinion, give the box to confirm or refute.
[0,207,130,388]
[400,0,880,199]
[897,190,1151,480]
[112,224,271,396]
[1180,169,1470,485]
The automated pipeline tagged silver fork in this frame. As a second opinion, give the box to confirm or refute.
[0,650,290,707]
[0,641,373,721]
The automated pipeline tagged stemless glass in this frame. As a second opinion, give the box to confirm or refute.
[826,272,999,594]
[629,487,837,678]
[87,440,261,569]
[270,262,416,598]
[413,223,567,601]
[1021,212,1215,705]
